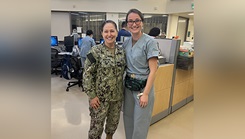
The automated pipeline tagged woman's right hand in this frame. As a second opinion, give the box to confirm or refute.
[90,97,100,109]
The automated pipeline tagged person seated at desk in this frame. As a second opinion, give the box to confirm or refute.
[116,21,131,42]
[80,30,96,67]
[71,29,80,45]
[148,27,160,38]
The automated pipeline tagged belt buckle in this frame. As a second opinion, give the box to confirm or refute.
[130,74,136,78]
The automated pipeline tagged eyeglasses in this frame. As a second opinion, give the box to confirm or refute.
[127,19,142,25]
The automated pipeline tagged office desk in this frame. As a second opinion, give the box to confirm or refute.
[58,52,72,55]
[51,45,66,52]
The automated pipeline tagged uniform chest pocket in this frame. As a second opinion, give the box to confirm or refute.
[100,58,115,68]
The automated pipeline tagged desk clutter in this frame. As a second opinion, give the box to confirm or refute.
[176,56,193,70]
[176,43,194,70]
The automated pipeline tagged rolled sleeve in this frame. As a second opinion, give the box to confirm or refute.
[147,39,159,60]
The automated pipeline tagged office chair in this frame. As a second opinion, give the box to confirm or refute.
[62,36,83,91]
[51,47,62,75]
[66,56,83,92]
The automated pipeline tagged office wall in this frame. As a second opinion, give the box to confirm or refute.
[166,0,194,14]
[51,12,71,41]
[166,14,178,38]
[106,13,119,29]
[51,0,167,14]
[51,0,193,14]
[51,0,194,41]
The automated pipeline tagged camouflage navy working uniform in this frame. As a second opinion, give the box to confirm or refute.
[83,43,126,139]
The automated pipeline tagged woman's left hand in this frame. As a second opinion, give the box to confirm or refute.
[139,94,148,108]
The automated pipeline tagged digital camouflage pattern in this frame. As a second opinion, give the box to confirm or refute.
[88,101,122,139]
[83,44,126,139]
[83,43,126,101]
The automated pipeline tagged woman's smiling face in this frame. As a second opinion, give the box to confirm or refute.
[102,23,118,46]
[126,12,143,35]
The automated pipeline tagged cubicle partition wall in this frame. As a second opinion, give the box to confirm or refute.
[151,39,180,124]
[151,64,174,124]
[171,68,193,112]
[151,38,194,124]
[157,39,180,64]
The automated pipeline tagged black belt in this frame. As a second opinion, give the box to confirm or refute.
[125,75,147,91]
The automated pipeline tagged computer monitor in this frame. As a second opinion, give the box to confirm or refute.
[121,36,130,42]
[51,36,58,46]
[64,36,74,52]
[100,39,104,44]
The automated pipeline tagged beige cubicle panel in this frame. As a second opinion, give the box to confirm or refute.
[172,69,194,107]
[187,69,194,98]
[152,64,174,117]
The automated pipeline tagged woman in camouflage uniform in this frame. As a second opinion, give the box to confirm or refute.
[83,20,126,139]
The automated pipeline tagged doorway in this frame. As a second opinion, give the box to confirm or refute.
[176,17,189,45]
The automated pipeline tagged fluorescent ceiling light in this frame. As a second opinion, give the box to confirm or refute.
[85,19,104,21]
[188,13,194,16]
[178,20,186,23]
[78,12,88,14]
[144,15,152,18]
[71,13,79,15]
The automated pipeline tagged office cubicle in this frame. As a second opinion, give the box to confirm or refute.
[151,39,194,124]
[151,39,180,124]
